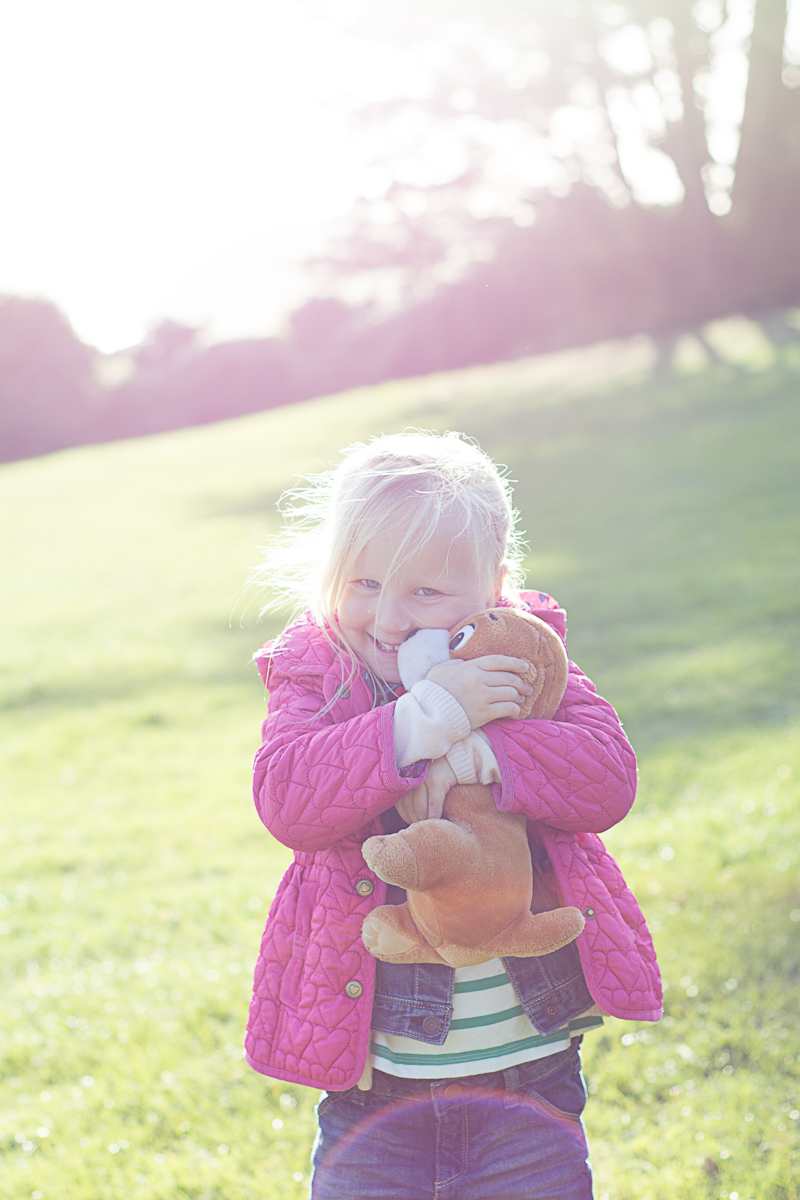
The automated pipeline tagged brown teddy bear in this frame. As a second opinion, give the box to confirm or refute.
[360,607,585,967]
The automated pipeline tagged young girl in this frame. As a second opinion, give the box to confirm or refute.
[246,431,661,1199]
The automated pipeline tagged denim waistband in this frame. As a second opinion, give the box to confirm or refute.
[367,1038,581,1100]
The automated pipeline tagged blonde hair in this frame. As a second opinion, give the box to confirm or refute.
[254,430,526,651]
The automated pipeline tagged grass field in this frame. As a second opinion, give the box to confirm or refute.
[1,323,799,1199]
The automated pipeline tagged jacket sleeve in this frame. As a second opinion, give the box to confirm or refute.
[483,660,637,834]
[253,666,422,853]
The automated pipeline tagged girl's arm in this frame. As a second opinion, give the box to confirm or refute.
[253,667,422,853]
[482,660,637,834]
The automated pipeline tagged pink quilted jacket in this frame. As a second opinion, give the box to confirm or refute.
[245,592,662,1090]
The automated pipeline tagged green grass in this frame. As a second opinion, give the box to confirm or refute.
[1,323,799,1199]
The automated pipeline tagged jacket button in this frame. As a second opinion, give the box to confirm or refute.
[336,685,350,699]
[583,907,596,919]
[547,1005,558,1016]
[443,1084,463,1100]
[422,1016,442,1035]
[355,879,374,897]
[344,980,363,999]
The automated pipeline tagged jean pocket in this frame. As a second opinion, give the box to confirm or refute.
[316,1092,337,1119]
[518,1057,587,1123]
[316,1087,361,1117]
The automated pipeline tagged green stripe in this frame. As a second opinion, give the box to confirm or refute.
[371,1015,604,1069]
[450,1004,524,1030]
[453,974,508,994]
[568,1016,604,1033]
[372,1029,572,1068]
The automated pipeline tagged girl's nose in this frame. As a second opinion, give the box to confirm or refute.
[375,596,413,638]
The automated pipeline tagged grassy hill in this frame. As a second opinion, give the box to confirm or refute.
[1,324,798,1199]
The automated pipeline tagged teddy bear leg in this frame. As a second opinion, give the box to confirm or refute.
[362,903,449,965]
[362,821,479,892]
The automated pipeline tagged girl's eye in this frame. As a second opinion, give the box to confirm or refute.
[359,579,381,590]
[417,587,439,597]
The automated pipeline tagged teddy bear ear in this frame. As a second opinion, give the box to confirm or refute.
[449,624,476,652]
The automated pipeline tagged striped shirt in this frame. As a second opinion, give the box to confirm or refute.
[371,958,603,1080]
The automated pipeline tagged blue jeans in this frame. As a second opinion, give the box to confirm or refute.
[310,1040,593,1199]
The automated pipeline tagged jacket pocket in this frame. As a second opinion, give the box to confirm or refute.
[506,941,594,1035]
[371,960,454,1043]
[279,878,319,1009]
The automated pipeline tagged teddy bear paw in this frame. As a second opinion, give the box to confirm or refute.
[361,834,419,889]
[362,913,418,958]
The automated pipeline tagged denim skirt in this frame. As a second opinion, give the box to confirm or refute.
[310,1039,594,1200]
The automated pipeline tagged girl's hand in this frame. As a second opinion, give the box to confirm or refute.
[396,757,458,824]
[426,655,532,729]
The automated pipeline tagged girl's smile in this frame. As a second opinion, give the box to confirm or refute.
[336,523,501,683]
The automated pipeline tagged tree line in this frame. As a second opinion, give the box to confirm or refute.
[2,0,799,463]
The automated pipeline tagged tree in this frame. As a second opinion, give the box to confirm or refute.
[732,0,800,306]
[311,0,800,352]
[0,296,96,463]
[94,337,294,442]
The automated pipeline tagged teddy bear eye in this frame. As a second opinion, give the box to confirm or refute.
[449,624,476,651]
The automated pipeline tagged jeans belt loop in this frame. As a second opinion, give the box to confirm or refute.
[503,1064,520,1109]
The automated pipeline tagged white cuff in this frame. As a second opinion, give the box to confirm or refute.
[393,680,471,768]
[445,730,501,786]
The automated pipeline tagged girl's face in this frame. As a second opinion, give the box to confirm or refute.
[336,520,502,683]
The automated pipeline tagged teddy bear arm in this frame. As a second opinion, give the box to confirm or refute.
[482,906,585,958]
[362,821,484,892]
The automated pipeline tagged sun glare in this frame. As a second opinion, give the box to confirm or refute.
[0,1,399,351]
[0,0,770,354]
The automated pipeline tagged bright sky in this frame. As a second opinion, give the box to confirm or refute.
[0,0,406,352]
[0,0,768,354]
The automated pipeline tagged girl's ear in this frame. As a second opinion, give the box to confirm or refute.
[492,565,508,603]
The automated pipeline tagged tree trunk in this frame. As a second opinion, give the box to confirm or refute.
[731,0,800,304]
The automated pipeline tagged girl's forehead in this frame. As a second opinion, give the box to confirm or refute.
[354,525,479,584]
